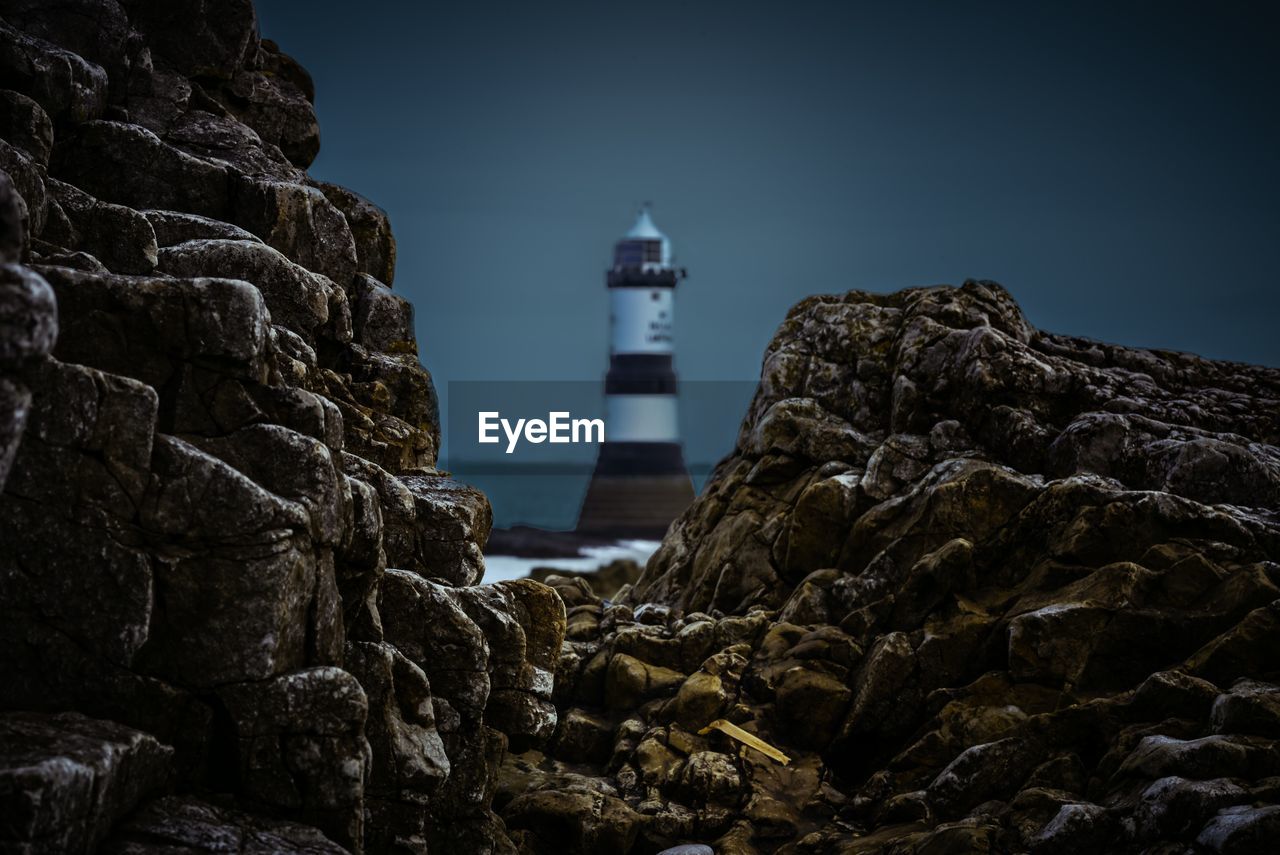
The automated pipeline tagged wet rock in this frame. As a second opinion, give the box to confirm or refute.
[503,789,640,854]
[52,120,231,217]
[381,567,491,720]
[124,0,259,80]
[142,208,262,246]
[216,55,319,168]
[103,795,348,854]
[927,737,1042,819]
[677,750,743,804]
[218,666,370,849]
[0,170,27,263]
[350,272,415,353]
[314,180,396,284]
[606,654,686,710]
[1196,805,1280,854]
[0,5,531,852]
[1027,803,1115,854]
[0,262,57,368]
[1211,679,1280,738]
[453,579,566,750]
[1134,776,1251,841]
[1129,669,1221,722]
[0,19,108,123]
[2,15,1278,846]
[550,708,615,765]
[37,265,269,388]
[774,666,851,750]
[0,89,54,166]
[391,475,491,586]
[1117,734,1280,782]
[158,238,336,339]
[231,175,357,285]
[45,177,158,273]
[0,711,174,855]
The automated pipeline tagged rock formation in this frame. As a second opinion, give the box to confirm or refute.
[517,283,1280,854]
[2,2,1278,854]
[0,2,563,853]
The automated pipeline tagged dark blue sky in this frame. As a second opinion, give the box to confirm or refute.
[258,0,1279,397]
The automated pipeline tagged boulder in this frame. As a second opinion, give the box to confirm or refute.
[0,711,173,855]
[103,795,349,854]
[218,667,370,849]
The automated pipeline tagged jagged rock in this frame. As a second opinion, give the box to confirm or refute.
[0,4,533,852]
[314,180,396,284]
[0,170,27,262]
[37,265,269,388]
[1196,805,1280,853]
[1026,802,1115,854]
[452,579,567,750]
[389,475,491,585]
[1129,669,1222,722]
[0,711,173,855]
[103,795,349,854]
[677,750,742,804]
[231,176,358,285]
[0,88,54,166]
[0,19,108,123]
[606,653,686,710]
[123,0,259,80]
[0,376,29,490]
[158,238,337,339]
[52,120,230,215]
[0,137,47,238]
[510,282,1280,852]
[380,568,491,724]
[0,0,142,84]
[349,272,414,352]
[1117,734,1280,782]
[218,667,371,849]
[503,789,640,854]
[1211,679,1280,738]
[1134,776,1251,841]
[0,264,56,393]
[142,207,263,246]
[215,47,319,168]
[550,708,615,764]
[44,177,158,273]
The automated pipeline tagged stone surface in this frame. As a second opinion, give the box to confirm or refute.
[0,711,174,855]
[103,795,349,854]
[509,281,1280,853]
[0,3,532,852]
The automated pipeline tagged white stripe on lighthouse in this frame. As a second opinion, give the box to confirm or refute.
[605,394,679,441]
[611,288,674,354]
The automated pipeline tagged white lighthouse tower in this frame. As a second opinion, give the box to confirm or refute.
[577,206,694,537]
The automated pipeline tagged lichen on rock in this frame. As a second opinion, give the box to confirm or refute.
[514,282,1280,853]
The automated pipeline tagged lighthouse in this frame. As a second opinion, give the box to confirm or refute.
[576,206,695,537]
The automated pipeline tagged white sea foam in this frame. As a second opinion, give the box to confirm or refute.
[482,539,661,584]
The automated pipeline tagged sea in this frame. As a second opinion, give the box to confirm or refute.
[463,468,713,583]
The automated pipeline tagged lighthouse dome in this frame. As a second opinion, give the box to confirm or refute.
[614,206,672,270]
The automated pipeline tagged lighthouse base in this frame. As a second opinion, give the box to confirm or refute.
[577,441,694,539]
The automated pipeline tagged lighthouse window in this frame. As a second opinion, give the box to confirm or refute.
[651,291,661,301]
[614,240,645,265]
[642,240,662,263]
